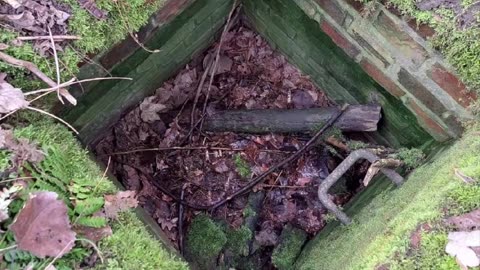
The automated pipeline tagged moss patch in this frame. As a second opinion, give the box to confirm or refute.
[99,212,187,270]
[186,215,227,264]
[225,225,252,257]
[0,117,185,269]
[295,126,480,269]
[0,0,166,91]
[234,154,251,179]
[272,226,307,270]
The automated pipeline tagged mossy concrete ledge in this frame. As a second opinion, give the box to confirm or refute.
[295,126,480,269]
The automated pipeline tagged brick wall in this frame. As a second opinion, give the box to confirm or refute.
[292,0,475,141]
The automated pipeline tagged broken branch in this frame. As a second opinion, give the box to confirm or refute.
[17,35,81,41]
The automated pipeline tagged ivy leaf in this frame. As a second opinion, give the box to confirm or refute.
[0,82,28,114]
[10,191,76,258]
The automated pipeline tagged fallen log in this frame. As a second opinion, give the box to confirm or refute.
[204,104,381,133]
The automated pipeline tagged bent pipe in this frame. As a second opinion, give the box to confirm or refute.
[318,149,404,225]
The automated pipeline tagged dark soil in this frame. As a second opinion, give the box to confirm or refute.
[94,22,370,267]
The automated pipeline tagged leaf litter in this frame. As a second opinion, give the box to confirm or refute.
[95,22,371,264]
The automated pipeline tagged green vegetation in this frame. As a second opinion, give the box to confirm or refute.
[295,127,480,269]
[225,225,252,257]
[0,117,185,269]
[374,0,480,92]
[395,147,426,169]
[272,226,307,270]
[0,0,166,91]
[99,212,187,270]
[234,154,251,179]
[186,215,227,264]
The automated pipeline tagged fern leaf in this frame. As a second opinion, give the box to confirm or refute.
[76,216,107,228]
[75,197,104,215]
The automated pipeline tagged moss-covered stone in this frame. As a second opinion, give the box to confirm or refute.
[271,226,307,270]
[225,225,253,257]
[186,215,227,267]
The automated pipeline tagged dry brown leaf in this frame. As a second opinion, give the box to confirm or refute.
[445,209,480,230]
[455,169,477,184]
[0,127,15,149]
[104,190,138,219]
[139,96,167,123]
[0,82,29,113]
[74,225,112,242]
[10,191,76,258]
[77,0,108,19]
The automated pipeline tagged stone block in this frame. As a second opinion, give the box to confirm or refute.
[374,11,428,67]
[405,99,451,141]
[314,0,346,24]
[351,29,390,67]
[344,0,364,13]
[360,59,405,97]
[320,20,360,58]
[427,63,476,107]
[398,68,447,116]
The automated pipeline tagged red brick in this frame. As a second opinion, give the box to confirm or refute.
[428,63,477,107]
[360,59,405,97]
[407,18,435,39]
[315,0,346,24]
[344,0,364,13]
[375,11,428,67]
[320,21,360,58]
[406,99,450,141]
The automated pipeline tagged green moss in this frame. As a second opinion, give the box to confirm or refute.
[226,226,252,257]
[0,0,166,91]
[347,140,368,150]
[0,118,185,269]
[383,0,480,92]
[395,148,426,169]
[243,205,256,218]
[295,127,480,269]
[99,211,187,270]
[392,230,457,269]
[186,215,227,262]
[272,226,307,270]
[234,154,251,179]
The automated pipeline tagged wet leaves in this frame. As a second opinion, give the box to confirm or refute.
[446,231,480,268]
[11,191,76,258]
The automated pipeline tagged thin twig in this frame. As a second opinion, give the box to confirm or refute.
[77,238,104,264]
[102,146,290,156]
[188,63,212,142]
[260,184,308,189]
[47,26,63,103]
[0,244,17,253]
[25,77,132,96]
[17,35,81,41]
[0,51,59,89]
[0,176,35,184]
[199,1,238,131]
[44,240,74,269]
[178,183,187,255]
[208,105,349,211]
[26,106,79,134]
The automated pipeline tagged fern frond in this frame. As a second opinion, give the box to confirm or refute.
[76,216,107,228]
[75,197,104,216]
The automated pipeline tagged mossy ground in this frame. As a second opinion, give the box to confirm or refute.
[0,0,166,91]
[0,115,186,269]
[295,125,480,269]
[272,226,307,270]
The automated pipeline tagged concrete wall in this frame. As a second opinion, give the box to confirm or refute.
[292,0,475,141]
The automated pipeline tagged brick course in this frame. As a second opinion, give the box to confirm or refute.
[428,63,476,107]
[320,20,360,58]
[360,59,405,97]
[405,99,450,141]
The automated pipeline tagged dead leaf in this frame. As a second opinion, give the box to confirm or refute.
[0,127,15,149]
[10,138,45,168]
[213,159,229,173]
[0,43,9,50]
[363,164,380,186]
[10,191,76,258]
[73,225,112,242]
[203,53,233,75]
[0,12,42,32]
[0,82,29,113]
[104,190,138,219]
[77,0,108,19]
[445,209,480,230]
[158,217,177,231]
[446,240,480,267]
[448,231,480,247]
[139,97,167,123]
[255,228,278,246]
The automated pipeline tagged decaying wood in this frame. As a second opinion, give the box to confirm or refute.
[17,35,81,41]
[318,149,404,225]
[204,104,381,133]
